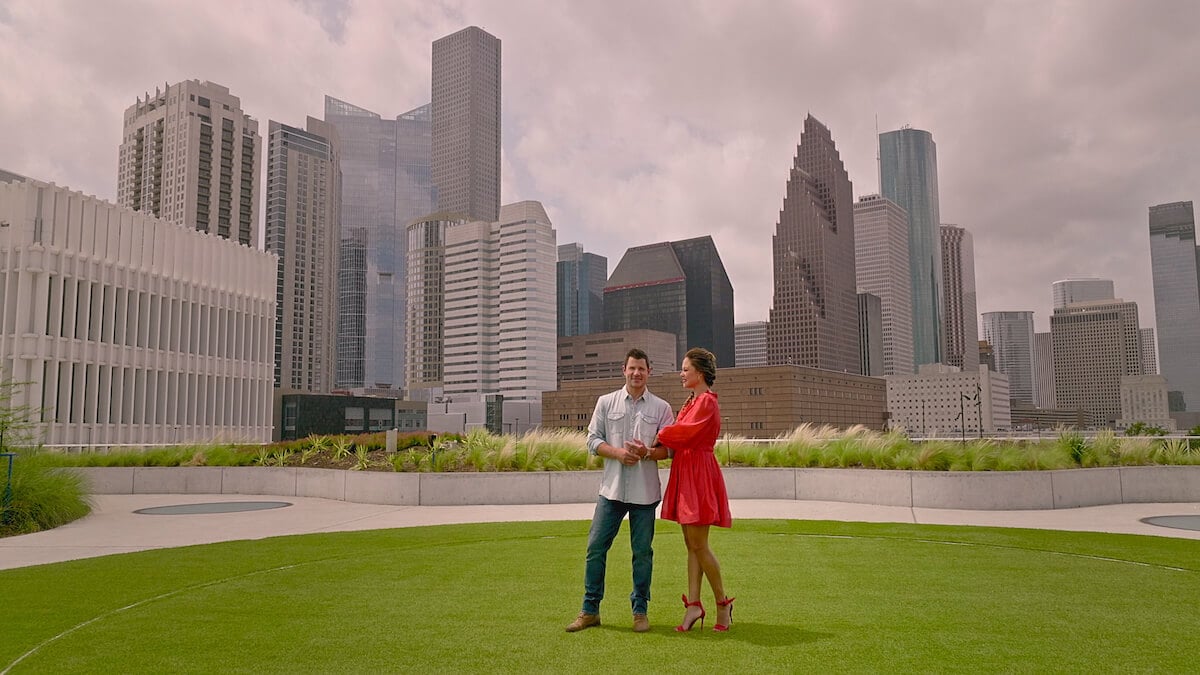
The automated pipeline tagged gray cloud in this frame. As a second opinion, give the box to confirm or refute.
[2,0,1195,338]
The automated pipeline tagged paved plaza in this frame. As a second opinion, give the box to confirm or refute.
[2,495,1199,571]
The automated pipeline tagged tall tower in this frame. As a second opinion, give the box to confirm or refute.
[324,96,434,391]
[981,311,1036,404]
[266,118,341,393]
[444,201,556,402]
[404,212,467,401]
[767,114,858,372]
[879,127,943,367]
[940,224,979,371]
[854,194,914,375]
[1149,201,1200,411]
[432,26,501,222]
[117,80,261,246]
[1051,299,1142,424]
[557,243,607,337]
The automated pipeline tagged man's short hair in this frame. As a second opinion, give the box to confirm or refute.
[625,348,650,368]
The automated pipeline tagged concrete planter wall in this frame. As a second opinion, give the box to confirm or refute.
[69,465,1200,511]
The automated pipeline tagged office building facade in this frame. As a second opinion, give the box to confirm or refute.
[605,236,734,368]
[1148,201,1200,411]
[940,224,979,371]
[886,364,1011,435]
[266,118,340,393]
[557,329,677,382]
[117,80,261,247]
[735,320,768,368]
[854,194,914,375]
[0,179,275,446]
[1051,299,1142,425]
[981,311,1037,404]
[1139,327,1158,376]
[879,126,943,367]
[544,365,888,435]
[404,212,466,401]
[768,115,858,372]
[557,243,606,337]
[1033,331,1055,409]
[858,292,884,377]
[324,96,434,391]
[444,201,556,403]
[432,26,501,222]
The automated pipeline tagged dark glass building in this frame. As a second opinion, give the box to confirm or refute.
[557,243,607,337]
[604,236,734,368]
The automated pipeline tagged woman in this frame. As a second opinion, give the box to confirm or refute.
[653,347,734,632]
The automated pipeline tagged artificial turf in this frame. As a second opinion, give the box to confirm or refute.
[2,519,1198,673]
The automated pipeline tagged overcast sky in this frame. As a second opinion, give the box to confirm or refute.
[3,0,1197,335]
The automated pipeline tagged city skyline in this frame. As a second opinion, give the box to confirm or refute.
[2,1,1196,334]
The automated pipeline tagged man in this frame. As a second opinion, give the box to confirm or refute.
[566,348,675,634]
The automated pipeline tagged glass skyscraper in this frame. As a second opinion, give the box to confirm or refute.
[982,311,1037,404]
[557,243,607,337]
[1149,201,1200,411]
[880,127,943,368]
[324,96,434,391]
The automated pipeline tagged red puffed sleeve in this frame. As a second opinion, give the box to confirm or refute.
[657,392,721,452]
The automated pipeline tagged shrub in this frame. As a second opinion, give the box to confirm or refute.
[1,452,92,537]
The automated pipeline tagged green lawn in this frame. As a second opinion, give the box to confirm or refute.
[2,519,1198,673]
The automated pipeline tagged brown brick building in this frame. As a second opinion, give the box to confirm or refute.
[542,365,887,436]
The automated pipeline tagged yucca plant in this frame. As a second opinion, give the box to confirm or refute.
[305,434,330,456]
[330,436,353,462]
[350,445,371,471]
[252,447,272,466]
[269,448,293,467]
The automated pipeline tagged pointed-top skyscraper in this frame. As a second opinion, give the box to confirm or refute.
[880,127,943,368]
[432,26,501,222]
[767,115,859,372]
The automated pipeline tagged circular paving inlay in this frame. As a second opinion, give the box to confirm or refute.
[134,501,292,515]
[1139,515,1200,532]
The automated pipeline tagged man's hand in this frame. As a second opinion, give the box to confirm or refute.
[620,440,648,465]
[624,440,651,462]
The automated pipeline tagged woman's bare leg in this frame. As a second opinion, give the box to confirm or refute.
[682,524,725,604]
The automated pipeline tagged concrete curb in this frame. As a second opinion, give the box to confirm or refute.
[66,465,1200,510]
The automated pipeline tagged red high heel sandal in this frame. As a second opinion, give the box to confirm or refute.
[675,594,705,632]
[713,596,736,632]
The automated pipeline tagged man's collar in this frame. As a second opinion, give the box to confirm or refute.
[624,386,648,401]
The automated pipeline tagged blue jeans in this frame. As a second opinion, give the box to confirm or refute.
[582,495,658,615]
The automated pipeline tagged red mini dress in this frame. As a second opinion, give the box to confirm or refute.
[658,391,732,528]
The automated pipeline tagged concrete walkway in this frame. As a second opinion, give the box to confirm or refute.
[2,495,1199,571]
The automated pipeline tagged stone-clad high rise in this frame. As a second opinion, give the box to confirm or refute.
[432,26,501,223]
[768,115,858,372]
[940,224,979,371]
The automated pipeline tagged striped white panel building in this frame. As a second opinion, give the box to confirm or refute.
[0,179,276,446]
[443,201,556,404]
